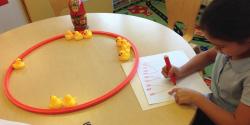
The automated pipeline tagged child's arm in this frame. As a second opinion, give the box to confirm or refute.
[162,47,217,79]
[169,88,250,125]
[178,47,217,77]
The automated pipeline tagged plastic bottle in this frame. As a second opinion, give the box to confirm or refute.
[68,0,88,31]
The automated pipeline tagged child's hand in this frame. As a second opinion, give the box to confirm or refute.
[168,88,203,105]
[161,66,183,80]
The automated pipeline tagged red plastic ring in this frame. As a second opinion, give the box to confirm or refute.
[3,31,139,114]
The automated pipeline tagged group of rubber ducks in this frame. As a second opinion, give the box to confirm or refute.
[65,30,93,41]
[116,37,131,61]
[49,94,77,109]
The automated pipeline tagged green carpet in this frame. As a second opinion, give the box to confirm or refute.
[114,0,167,26]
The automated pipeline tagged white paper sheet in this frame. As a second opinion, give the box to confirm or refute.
[137,51,192,104]
[122,51,211,110]
[0,119,29,125]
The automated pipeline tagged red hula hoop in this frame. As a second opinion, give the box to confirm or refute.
[3,31,139,114]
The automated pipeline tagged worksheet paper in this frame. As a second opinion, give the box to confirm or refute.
[0,119,29,125]
[122,51,211,110]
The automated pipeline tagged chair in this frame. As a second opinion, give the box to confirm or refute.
[165,0,202,42]
[48,0,68,16]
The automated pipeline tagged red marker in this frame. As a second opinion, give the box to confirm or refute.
[164,56,176,85]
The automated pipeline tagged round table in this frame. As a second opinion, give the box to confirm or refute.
[0,13,196,125]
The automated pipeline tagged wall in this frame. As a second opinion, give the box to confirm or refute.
[23,0,54,22]
[85,0,113,13]
[0,0,28,33]
[23,0,113,22]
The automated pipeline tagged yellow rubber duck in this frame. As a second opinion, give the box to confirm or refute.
[116,37,123,47]
[82,30,93,39]
[74,31,83,40]
[65,30,74,40]
[118,50,130,61]
[12,58,25,70]
[119,45,131,53]
[121,39,131,48]
[63,94,77,107]
[49,96,63,109]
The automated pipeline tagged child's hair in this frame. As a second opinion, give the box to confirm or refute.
[200,0,250,42]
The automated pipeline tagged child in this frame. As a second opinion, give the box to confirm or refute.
[162,0,250,125]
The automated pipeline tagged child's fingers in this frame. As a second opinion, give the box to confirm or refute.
[168,67,176,76]
[168,68,177,84]
[161,66,168,78]
[161,70,168,78]
[168,88,179,95]
[162,66,167,73]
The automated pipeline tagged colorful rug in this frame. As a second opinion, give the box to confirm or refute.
[114,0,167,26]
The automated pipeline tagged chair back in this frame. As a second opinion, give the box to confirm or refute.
[166,0,201,41]
[48,0,68,16]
